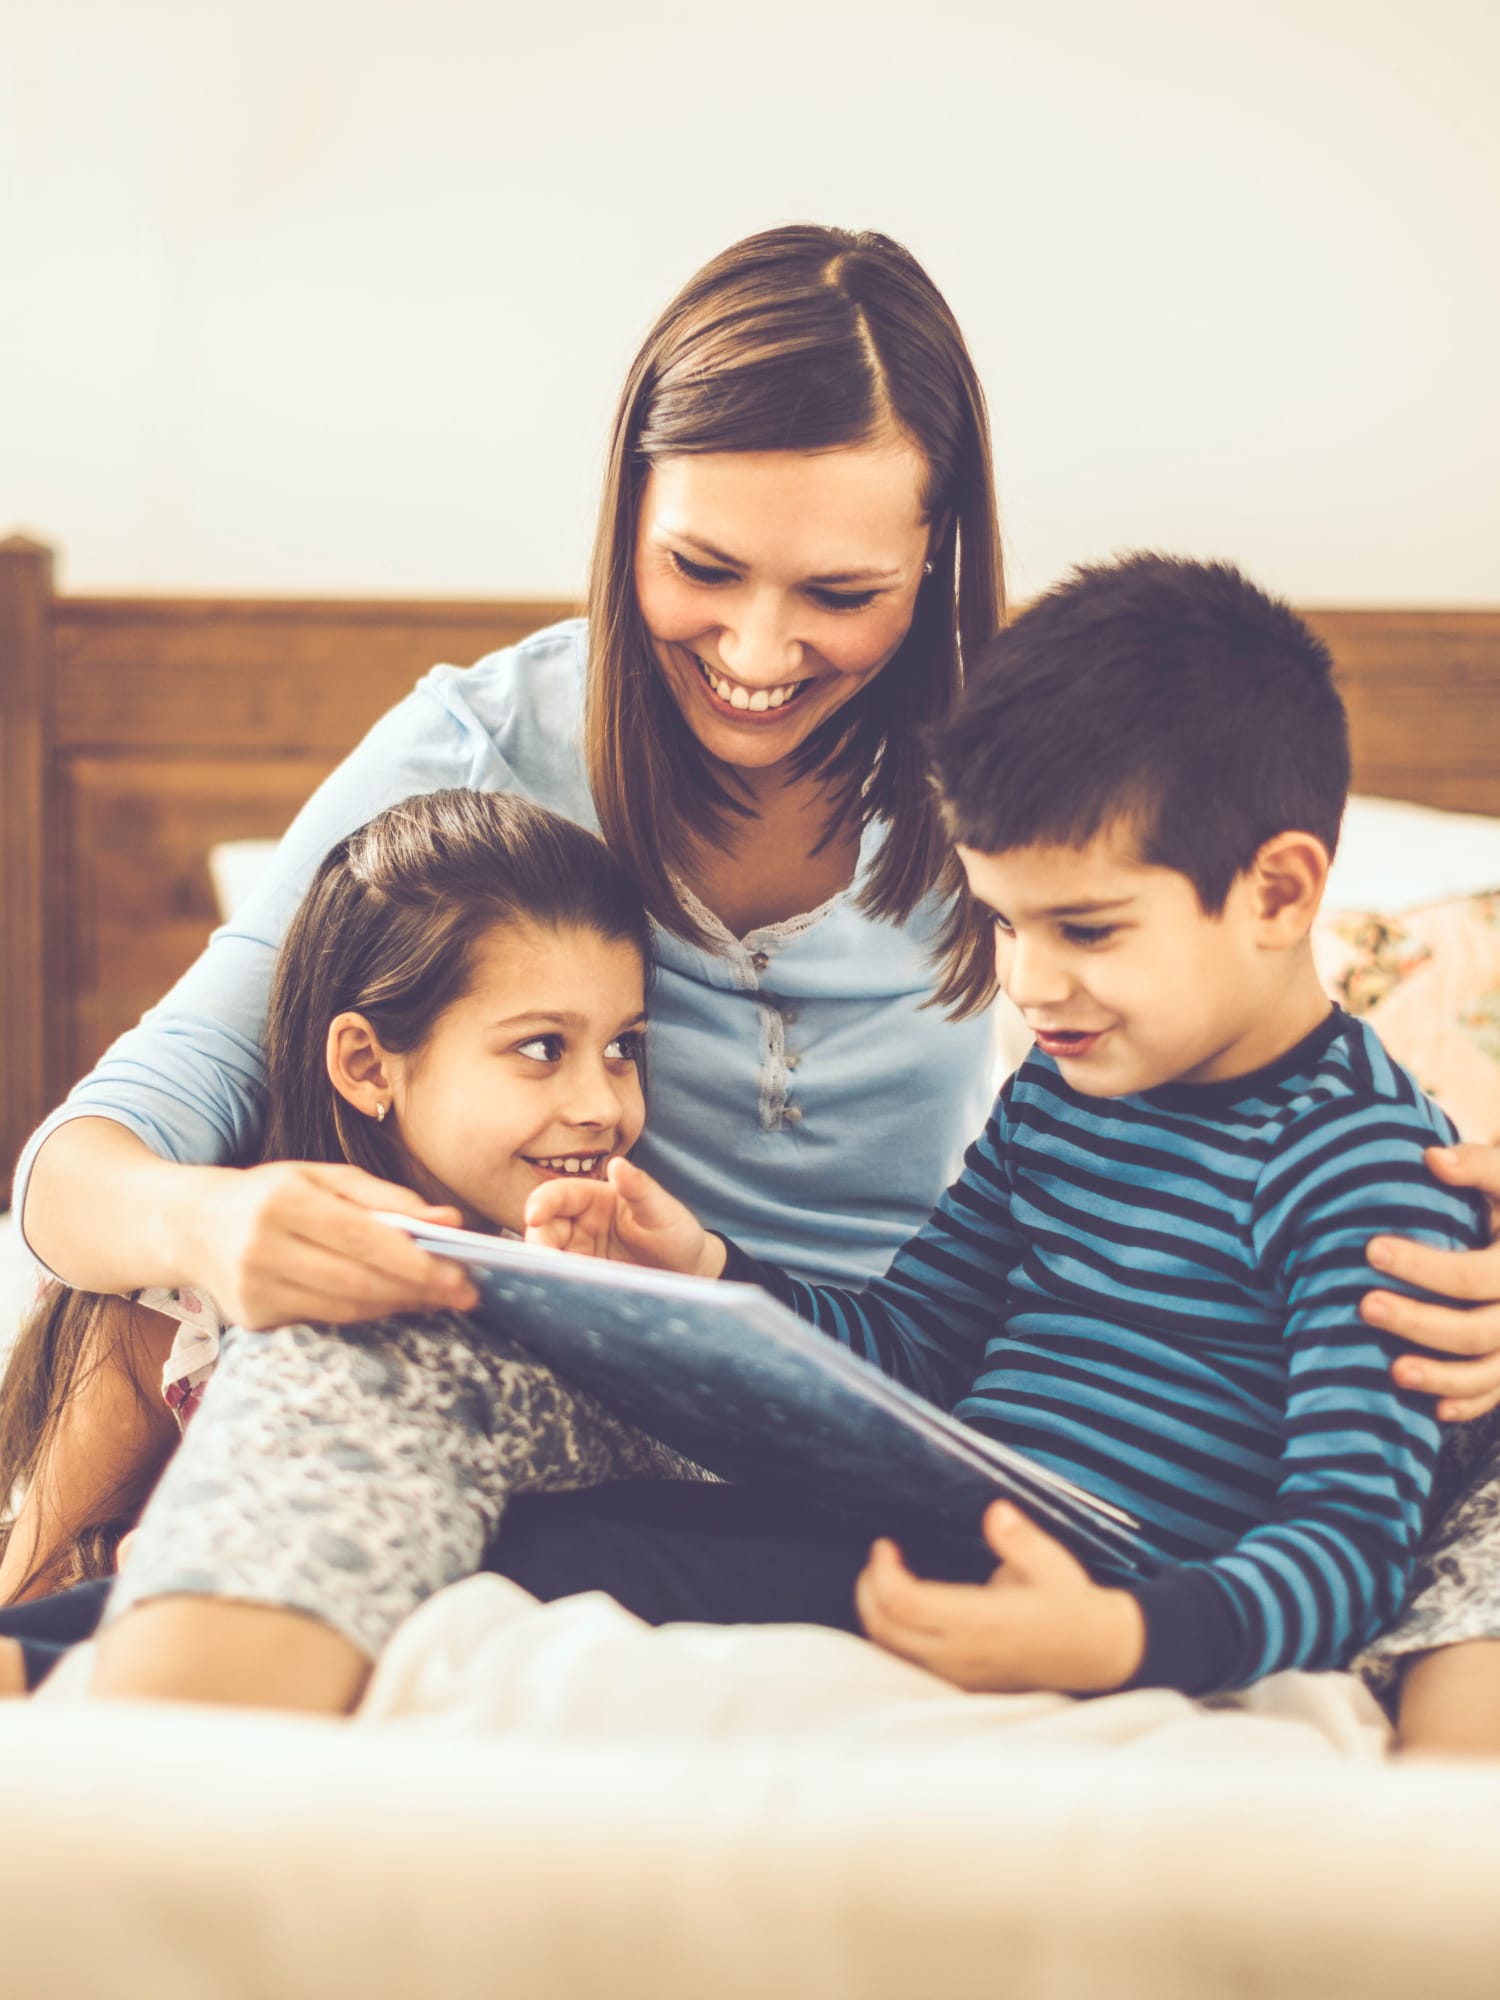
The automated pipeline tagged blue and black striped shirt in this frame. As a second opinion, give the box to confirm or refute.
[729,1010,1485,1694]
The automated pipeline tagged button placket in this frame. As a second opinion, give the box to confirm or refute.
[746,941,804,1136]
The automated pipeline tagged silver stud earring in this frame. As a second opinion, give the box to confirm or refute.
[374,1101,387,1123]
[923,560,934,576]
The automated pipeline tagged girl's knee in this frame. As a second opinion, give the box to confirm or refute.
[91,1595,371,1717]
[0,1637,26,1698]
[1396,1640,1500,1759]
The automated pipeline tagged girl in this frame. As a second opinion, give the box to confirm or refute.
[3,789,702,1712]
[9,224,1500,1735]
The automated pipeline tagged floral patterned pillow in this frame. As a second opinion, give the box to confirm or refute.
[1313,894,1500,1142]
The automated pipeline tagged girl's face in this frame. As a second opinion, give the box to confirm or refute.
[633,440,935,777]
[379,920,647,1235]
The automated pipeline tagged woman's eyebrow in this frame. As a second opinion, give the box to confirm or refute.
[671,530,901,586]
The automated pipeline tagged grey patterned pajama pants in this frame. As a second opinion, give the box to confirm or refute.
[106,1317,1500,1688]
[1354,1409,1500,1698]
[104,1315,704,1660]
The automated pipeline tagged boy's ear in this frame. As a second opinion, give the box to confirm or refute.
[326,1011,397,1117]
[1247,831,1330,944]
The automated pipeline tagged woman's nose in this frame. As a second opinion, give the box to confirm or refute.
[716,592,802,684]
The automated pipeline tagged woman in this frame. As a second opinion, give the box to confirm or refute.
[17,225,1000,1320]
[11,225,1500,1739]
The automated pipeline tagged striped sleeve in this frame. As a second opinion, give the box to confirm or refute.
[1127,1091,1485,1694]
[721,1087,1023,1411]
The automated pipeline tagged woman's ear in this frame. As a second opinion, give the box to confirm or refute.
[326,1012,397,1122]
[925,510,953,571]
[1248,832,1331,945]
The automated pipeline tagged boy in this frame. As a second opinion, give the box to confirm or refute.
[516,553,1485,1698]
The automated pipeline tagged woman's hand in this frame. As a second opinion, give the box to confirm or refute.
[855,1501,1146,1695]
[1365,1144,1500,1422]
[523,1157,726,1279]
[183,1162,478,1330]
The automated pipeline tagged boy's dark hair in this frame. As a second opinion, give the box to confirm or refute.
[928,553,1350,912]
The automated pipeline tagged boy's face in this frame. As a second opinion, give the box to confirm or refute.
[957,829,1286,1098]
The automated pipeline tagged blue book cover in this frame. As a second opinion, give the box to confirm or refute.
[379,1216,1156,1576]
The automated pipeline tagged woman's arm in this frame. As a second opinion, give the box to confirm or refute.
[23,1123,476,1330]
[1364,1144,1500,1420]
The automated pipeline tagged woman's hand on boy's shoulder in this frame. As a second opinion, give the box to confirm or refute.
[523,1157,727,1281]
[1366,1143,1500,1423]
[855,1501,1145,1696]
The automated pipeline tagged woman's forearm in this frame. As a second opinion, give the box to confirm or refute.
[23,1116,478,1330]
[21,1119,229,1294]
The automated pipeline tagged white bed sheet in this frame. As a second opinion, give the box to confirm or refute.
[6,1577,1500,1998]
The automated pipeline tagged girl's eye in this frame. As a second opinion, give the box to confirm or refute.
[669,550,736,587]
[606,1031,646,1064]
[1062,924,1116,947]
[515,1035,565,1063]
[806,586,879,613]
[992,915,1016,937]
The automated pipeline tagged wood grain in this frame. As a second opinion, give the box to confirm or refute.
[58,756,341,1085]
[53,597,577,753]
[1303,610,1500,816]
[0,539,59,1193]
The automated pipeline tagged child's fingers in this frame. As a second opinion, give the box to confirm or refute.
[981,1502,1086,1587]
[524,1178,612,1228]
[859,1540,963,1635]
[607,1156,682,1223]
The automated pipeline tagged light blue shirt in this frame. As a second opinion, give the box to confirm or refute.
[15,622,993,1284]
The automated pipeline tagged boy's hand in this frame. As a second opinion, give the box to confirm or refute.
[523,1157,727,1280]
[855,1500,1145,1695]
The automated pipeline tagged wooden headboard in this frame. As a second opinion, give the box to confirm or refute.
[3,533,1498,1187]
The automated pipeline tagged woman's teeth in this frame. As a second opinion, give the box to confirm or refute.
[531,1155,604,1175]
[695,655,807,713]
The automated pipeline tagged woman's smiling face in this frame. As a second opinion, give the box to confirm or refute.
[633,439,934,776]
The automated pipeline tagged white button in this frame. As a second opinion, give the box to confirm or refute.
[782,1106,803,1126]
[781,1007,798,1025]
[751,950,770,972]
[785,1054,800,1070]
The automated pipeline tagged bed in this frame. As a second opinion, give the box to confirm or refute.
[4,534,1500,1999]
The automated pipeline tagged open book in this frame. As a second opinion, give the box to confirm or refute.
[377,1215,1158,1576]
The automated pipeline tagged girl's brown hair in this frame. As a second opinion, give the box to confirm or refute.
[585,223,1005,1016]
[0,791,650,1598]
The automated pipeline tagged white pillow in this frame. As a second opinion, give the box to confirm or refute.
[208,839,279,921]
[1328,795,1500,914]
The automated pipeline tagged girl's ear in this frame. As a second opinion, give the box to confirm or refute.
[1248,831,1330,945]
[326,1012,397,1120]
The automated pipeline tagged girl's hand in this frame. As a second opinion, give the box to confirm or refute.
[855,1501,1145,1695]
[185,1162,478,1331]
[523,1157,726,1279]
[1364,1144,1500,1422]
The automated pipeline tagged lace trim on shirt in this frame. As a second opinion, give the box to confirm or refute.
[672,875,850,962]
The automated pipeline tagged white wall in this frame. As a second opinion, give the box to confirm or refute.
[2,0,1496,605]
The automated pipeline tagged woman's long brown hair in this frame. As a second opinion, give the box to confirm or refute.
[0,790,651,1601]
[586,223,1005,1017]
